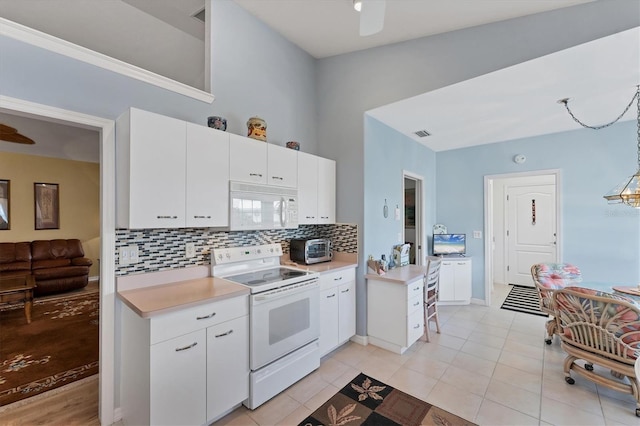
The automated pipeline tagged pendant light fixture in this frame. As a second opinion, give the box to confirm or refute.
[560,85,640,207]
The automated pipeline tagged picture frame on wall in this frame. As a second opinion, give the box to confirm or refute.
[0,179,9,230]
[34,182,59,230]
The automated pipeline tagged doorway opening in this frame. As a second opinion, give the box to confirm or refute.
[484,169,561,305]
[0,96,116,425]
[403,172,424,265]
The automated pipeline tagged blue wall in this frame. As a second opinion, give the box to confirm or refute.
[363,116,436,333]
[436,120,640,299]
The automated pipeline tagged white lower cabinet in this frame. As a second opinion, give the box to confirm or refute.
[150,330,207,426]
[120,295,249,426]
[318,268,356,357]
[367,276,424,354]
[438,257,472,304]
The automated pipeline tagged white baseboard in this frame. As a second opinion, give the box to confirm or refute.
[471,297,487,306]
[350,334,368,346]
[113,407,122,422]
[89,276,100,282]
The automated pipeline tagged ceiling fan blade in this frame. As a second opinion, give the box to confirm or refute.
[0,123,35,145]
[360,0,385,37]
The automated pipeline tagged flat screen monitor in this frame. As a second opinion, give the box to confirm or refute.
[432,234,466,256]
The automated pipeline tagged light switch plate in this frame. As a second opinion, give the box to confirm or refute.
[473,230,482,239]
[186,243,196,258]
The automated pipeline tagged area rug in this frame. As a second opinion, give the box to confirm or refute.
[0,291,99,406]
[299,373,477,426]
[500,284,547,317]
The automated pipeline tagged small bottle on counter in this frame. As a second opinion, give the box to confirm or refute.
[388,252,396,269]
[380,255,387,272]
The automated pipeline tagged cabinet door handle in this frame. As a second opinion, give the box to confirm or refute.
[334,276,343,281]
[413,286,420,291]
[249,173,263,177]
[327,293,336,298]
[341,288,350,293]
[193,215,212,219]
[306,216,315,219]
[271,176,284,181]
[413,301,420,307]
[196,312,216,320]
[157,215,178,219]
[321,216,329,219]
[413,324,421,329]
[215,329,234,338]
[175,342,198,352]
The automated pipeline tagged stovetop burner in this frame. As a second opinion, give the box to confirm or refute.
[225,267,309,287]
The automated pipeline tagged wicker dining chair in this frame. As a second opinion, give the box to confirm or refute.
[552,286,640,417]
[423,256,442,342]
[531,262,582,344]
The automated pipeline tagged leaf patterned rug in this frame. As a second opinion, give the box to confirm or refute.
[299,373,477,426]
[0,291,99,407]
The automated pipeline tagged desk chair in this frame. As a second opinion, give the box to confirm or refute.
[531,262,582,344]
[423,256,442,342]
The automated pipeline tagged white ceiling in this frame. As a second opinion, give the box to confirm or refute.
[233,0,592,59]
[1,0,636,158]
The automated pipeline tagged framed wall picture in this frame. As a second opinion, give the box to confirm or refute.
[0,179,9,230]
[34,182,59,230]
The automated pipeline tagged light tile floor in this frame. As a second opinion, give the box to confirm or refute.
[216,284,640,425]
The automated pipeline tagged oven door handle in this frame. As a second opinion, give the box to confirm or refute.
[252,281,318,304]
[280,196,287,227]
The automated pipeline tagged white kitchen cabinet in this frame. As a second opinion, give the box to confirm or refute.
[317,157,336,224]
[367,275,424,354]
[116,108,186,228]
[229,133,268,184]
[318,268,356,357]
[150,330,207,426]
[267,144,297,187]
[297,152,336,225]
[120,295,249,426]
[206,315,250,421]
[438,257,472,305]
[186,123,229,227]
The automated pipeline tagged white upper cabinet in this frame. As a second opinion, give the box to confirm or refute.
[267,144,298,187]
[297,152,319,224]
[297,153,336,225]
[317,157,336,224]
[229,134,268,184]
[185,124,229,227]
[117,108,187,229]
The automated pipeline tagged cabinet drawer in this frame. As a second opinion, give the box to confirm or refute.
[407,293,423,315]
[406,279,423,300]
[151,296,248,345]
[320,268,356,291]
[407,309,424,344]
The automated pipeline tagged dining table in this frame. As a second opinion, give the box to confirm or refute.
[576,281,640,303]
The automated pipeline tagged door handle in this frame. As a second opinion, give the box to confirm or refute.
[175,342,198,352]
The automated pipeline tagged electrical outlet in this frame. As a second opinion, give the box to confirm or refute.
[119,247,129,265]
[129,245,139,263]
[185,243,196,258]
[473,230,482,239]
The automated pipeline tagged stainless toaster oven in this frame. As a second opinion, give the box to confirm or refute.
[290,238,332,265]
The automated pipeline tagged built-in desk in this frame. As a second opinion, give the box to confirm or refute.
[365,265,427,354]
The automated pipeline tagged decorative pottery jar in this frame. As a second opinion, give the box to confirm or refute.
[286,141,300,150]
[247,116,267,141]
[207,116,227,131]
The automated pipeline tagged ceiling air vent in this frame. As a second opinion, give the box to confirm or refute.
[414,130,431,138]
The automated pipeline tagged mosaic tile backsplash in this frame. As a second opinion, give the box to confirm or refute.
[115,223,358,276]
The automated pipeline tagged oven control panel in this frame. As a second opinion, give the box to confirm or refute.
[212,243,283,265]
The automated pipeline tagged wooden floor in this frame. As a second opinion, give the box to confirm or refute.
[0,376,100,425]
[0,281,105,425]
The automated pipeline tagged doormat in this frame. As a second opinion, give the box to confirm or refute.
[298,373,477,426]
[501,284,548,317]
[0,292,99,406]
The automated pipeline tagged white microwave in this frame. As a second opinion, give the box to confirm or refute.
[229,181,298,231]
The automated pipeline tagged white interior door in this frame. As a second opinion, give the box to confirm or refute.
[507,182,557,286]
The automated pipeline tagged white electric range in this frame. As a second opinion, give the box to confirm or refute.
[211,243,320,409]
